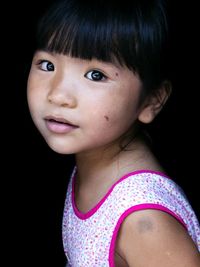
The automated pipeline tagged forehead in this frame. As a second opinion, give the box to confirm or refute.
[33,50,129,74]
[36,1,140,70]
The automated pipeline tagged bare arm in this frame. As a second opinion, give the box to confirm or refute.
[116,209,200,267]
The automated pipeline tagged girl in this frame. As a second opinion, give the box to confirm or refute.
[27,0,200,266]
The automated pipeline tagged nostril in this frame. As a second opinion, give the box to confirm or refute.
[48,94,67,105]
[47,92,77,108]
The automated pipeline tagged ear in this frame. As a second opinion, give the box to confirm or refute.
[138,81,172,124]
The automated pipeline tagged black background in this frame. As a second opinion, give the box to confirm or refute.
[5,1,199,266]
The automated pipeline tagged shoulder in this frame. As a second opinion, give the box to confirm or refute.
[116,209,200,267]
[115,170,179,203]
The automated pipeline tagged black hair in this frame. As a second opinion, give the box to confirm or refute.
[36,0,170,98]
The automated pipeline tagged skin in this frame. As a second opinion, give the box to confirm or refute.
[115,210,200,267]
[27,51,200,266]
[27,51,144,155]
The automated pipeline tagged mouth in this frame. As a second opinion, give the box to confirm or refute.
[44,115,79,134]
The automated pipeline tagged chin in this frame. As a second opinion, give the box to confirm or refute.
[43,139,74,155]
[50,145,76,155]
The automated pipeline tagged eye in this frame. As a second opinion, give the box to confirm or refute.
[85,70,107,81]
[38,60,54,71]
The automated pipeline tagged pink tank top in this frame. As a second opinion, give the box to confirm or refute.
[62,169,200,266]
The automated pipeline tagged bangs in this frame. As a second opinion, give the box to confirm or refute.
[36,0,169,92]
[36,1,139,69]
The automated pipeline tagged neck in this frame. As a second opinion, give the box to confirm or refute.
[75,137,154,186]
[73,138,164,213]
[75,143,119,184]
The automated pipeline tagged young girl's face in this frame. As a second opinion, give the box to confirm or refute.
[27,51,144,154]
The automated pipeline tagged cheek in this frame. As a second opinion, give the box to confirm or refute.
[27,74,46,106]
[27,71,45,99]
[89,105,113,123]
[27,86,38,113]
[27,75,37,106]
[104,115,109,122]
[88,105,132,139]
[87,91,138,130]
[98,97,140,138]
[27,84,44,122]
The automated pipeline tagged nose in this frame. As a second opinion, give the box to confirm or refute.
[47,75,77,108]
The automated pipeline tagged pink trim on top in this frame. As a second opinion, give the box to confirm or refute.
[108,203,187,267]
[72,169,172,220]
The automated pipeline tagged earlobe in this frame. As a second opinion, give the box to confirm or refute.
[138,81,172,124]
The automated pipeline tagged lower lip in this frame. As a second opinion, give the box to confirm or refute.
[45,120,78,134]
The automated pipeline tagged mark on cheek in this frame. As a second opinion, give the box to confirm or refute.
[104,115,109,121]
[115,72,119,77]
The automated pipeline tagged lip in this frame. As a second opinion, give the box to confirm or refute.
[44,115,79,134]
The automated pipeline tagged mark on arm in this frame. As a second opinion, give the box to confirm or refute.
[137,217,154,233]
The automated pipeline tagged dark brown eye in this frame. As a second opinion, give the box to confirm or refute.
[39,60,54,71]
[85,70,106,81]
